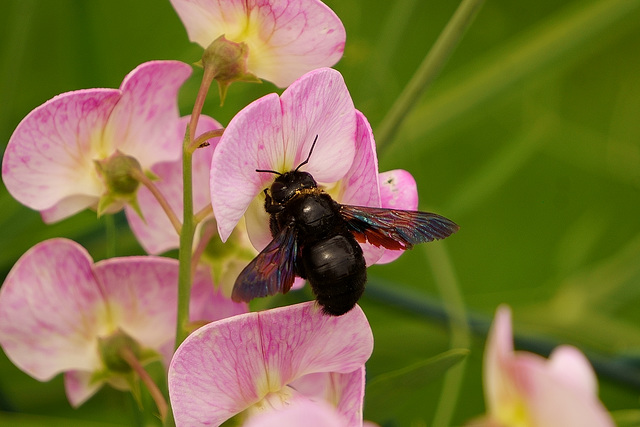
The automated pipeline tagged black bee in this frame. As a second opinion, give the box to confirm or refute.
[231,137,459,315]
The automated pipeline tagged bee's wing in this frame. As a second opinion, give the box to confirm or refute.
[231,224,299,303]
[340,205,459,250]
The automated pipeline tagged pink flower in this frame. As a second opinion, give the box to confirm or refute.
[469,306,615,427]
[242,399,353,427]
[210,67,419,264]
[169,0,345,88]
[125,115,222,255]
[168,302,373,426]
[0,238,246,406]
[2,61,192,223]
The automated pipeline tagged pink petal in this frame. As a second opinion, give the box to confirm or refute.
[483,305,515,416]
[64,370,103,407]
[336,111,383,266]
[189,267,248,323]
[126,115,221,254]
[375,169,419,264]
[169,0,248,48]
[104,61,192,168]
[510,355,614,427]
[211,93,284,241]
[291,368,366,426]
[93,256,182,358]
[547,345,598,396]
[40,194,101,224]
[2,90,121,212]
[279,68,356,183]
[243,399,348,427]
[244,0,346,87]
[168,302,372,426]
[169,0,345,88]
[0,239,107,380]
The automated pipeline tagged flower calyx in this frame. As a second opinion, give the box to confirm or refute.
[199,35,261,104]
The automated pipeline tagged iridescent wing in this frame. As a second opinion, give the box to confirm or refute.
[231,224,299,303]
[340,205,459,250]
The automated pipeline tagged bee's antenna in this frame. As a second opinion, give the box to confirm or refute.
[294,135,318,172]
[255,169,282,175]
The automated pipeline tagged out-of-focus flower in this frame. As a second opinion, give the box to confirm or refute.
[169,0,345,88]
[2,61,191,222]
[0,238,246,406]
[468,305,615,427]
[168,302,373,426]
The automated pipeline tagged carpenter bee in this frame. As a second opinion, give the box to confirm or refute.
[231,137,459,315]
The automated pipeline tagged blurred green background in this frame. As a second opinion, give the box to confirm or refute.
[1,0,640,425]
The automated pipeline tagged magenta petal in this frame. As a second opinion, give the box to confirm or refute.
[104,61,192,168]
[280,68,356,183]
[169,302,372,426]
[0,239,106,380]
[126,115,221,254]
[2,90,120,212]
[210,93,283,241]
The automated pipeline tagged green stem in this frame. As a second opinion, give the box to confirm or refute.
[375,0,485,152]
[104,214,116,258]
[176,132,195,348]
[424,244,470,427]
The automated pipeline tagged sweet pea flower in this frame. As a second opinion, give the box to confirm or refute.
[169,0,345,88]
[168,302,373,426]
[0,238,246,407]
[242,399,353,427]
[2,61,192,223]
[210,67,420,265]
[468,306,615,427]
[125,115,223,255]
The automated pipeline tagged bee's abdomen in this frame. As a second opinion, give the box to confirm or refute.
[302,233,367,316]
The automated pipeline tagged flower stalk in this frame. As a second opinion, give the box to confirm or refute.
[130,168,182,235]
[120,347,169,422]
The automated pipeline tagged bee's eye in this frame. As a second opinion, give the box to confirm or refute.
[270,181,287,201]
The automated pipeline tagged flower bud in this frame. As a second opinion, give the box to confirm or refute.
[98,329,142,374]
[200,35,261,104]
[94,151,144,216]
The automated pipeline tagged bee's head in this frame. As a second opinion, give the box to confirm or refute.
[269,170,317,204]
[256,135,319,204]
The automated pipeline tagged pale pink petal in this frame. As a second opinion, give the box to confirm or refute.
[126,115,221,254]
[210,93,284,241]
[547,345,598,396]
[510,355,614,427]
[280,68,356,183]
[169,0,248,48]
[189,267,248,323]
[291,368,366,427]
[168,302,372,426]
[243,399,348,427]
[104,61,192,168]
[483,305,514,416]
[375,169,419,264]
[40,194,100,224]
[0,239,107,380]
[245,0,346,88]
[2,90,120,213]
[336,111,382,266]
[64,370,103,407]
[93,256,181,358]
